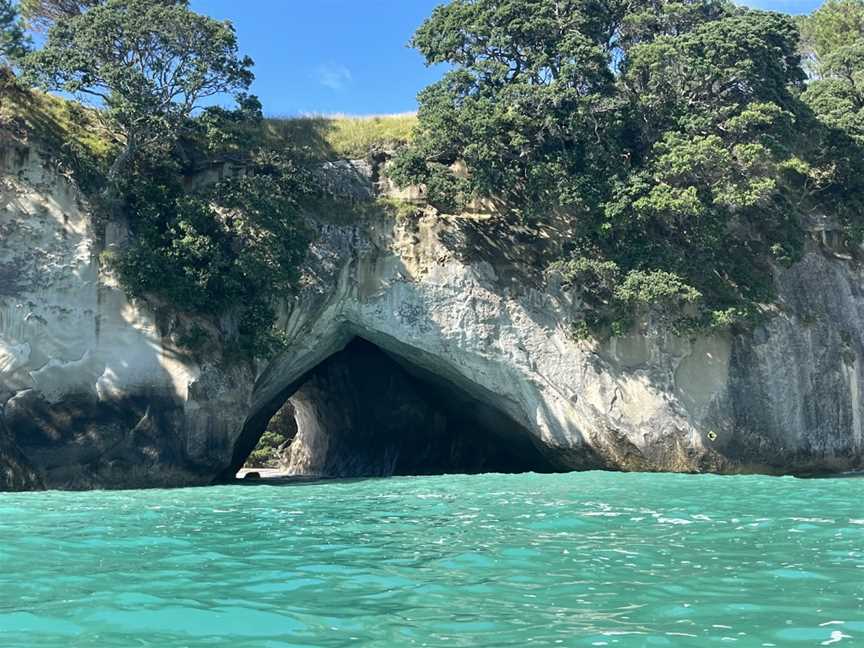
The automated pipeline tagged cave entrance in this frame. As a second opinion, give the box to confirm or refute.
[232,337,556,480]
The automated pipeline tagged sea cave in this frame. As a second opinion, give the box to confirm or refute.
[229,338,558,480]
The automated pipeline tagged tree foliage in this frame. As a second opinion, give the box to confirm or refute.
[796,5,864,262]
[0,0,29,65]
[22,0,254,185]
[245,404,295,469]
[115,141,314,358]
[800,0,864,74]
[395,0,864,336]
[18,0,314,359]
[19,0,96,30]
[800,1,864,142]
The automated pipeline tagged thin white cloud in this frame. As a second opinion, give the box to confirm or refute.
[315,64,353,91]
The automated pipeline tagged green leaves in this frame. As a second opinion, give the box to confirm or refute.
[623,10,804,142]
[22,0,254,155]
[0,0,29,65]
[115,145,313,359]
[19,0,96,31]
[397,0,864,338]
[18,0,294,358]
[633,184,705,223]
[549,257,703,335]
[799,0,864,74]
[14,1,327,360]
[798,3,864,234]
[614,270,702,321]
[402,0,630,218]
[806,39,864,140]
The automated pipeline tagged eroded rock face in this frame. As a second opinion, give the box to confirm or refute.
[0,415,41,491]
[1,142,863,490]
[0,143,253,489]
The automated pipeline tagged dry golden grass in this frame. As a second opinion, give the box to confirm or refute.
[0,79,113,159]
[0,79,415,168]
[264,113,417,160]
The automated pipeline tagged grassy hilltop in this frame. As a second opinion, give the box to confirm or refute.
[1,78,414,164]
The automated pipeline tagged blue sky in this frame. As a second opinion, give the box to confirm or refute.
[189,0,825,117]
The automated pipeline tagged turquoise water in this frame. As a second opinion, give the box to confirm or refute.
[0,472,862,647]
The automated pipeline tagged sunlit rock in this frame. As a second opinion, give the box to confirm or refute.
[1,144,863,490]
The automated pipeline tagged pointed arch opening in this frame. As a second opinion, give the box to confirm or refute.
[222,336,559,481]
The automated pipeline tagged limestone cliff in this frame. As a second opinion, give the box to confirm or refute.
[1,139,862,490]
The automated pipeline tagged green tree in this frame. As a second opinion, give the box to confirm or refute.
[19,0,96,30]
[396,0,861,336]
[800,0,864,74]
[246,404,296,469]
[115,148,314,358]
[22,0,254,195]
[19,0,314,359]
[798,2,864,226]
[799,1,864,139]
[395,0,624,217]
[1,0,29,65]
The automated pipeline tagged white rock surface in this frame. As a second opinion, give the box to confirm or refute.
[1,143,862,489]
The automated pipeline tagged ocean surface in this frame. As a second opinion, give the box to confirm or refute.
[0,472,861,647]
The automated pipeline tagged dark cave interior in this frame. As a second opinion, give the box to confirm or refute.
[229,338,558,480]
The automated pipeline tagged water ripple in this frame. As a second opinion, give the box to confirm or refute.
[0,472,861,646]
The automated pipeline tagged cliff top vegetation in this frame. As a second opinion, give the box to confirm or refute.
[390,0,864,337]
[1,77,416,164]
[264,114,416,161]
[0,75,112,191]
[2,0,864,353]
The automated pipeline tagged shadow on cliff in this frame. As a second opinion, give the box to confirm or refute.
[263,117,344,162]
[0,139,222,490]
[436,211,572,289]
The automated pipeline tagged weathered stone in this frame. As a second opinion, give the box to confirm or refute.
[1,147,862,490]
[0,414,41,491]
[5,388,203,489]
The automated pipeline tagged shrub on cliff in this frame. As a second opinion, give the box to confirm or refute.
[19,0,312,359]
[800,0,864,141]
[245,404,296,469]
[799,1,864,234]
[116,148,314,358]
[799,0,864,76]
[396,0,864,337]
